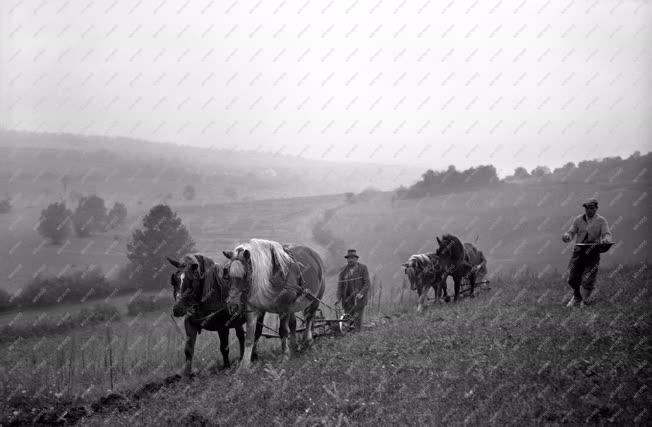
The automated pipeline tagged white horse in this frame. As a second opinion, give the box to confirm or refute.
[223,239,326,369]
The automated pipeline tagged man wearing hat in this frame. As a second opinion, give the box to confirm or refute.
[336,249,371,330]
[562,198,612,307]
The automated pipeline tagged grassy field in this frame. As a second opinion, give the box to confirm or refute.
[2,264,647,425]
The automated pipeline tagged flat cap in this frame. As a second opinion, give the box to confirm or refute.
[582,198,598,208]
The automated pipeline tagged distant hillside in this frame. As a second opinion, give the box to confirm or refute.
[0,130,421,204]
[324,180,651,291]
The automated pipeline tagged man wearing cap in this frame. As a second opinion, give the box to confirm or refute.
[562,198,613,307]
[336,249,371,330]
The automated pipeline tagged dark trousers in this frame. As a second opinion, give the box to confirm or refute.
[567,247,600,300]
[342,294,366,330]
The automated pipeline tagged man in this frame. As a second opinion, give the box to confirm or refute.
[336,249,371,330]
[562,198,612,307]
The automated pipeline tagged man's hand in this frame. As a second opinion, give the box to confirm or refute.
[356,292,364,300]
[562,233,571,243]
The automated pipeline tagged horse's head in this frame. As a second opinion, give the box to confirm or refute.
[403,259,421,292]
[403,254,439,296]
[222,246,250,315]
[167,255,204,317]
[435,234,464,270]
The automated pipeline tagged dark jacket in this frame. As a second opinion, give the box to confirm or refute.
[337,262,371,310]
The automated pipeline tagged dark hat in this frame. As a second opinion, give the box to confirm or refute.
[344,249,359,259]
[582,198,598,208]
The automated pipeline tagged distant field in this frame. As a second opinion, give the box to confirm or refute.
[0,194,343,293]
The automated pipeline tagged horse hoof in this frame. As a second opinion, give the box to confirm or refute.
[237,362,252,373]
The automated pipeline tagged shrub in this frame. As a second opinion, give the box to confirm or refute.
[72,194,107,237]
[0,288,13,312]
[77,303,121,326]
[0,198,11,214]
[18,268,112,308]
[37,202,73,245]
[106,202,127,230]
[398,164,501,199]
[0,303,120,343]
[127,294,171,316]
[183,185,195,201]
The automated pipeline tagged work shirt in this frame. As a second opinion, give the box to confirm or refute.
[565,213,612,244]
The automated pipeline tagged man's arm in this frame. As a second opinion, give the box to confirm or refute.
[563,216,579,242]
[600,218,613,243]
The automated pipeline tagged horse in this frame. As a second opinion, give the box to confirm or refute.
[434,234,487,301]
[167,254,265,376]
[402,253,449,312]
[223,239,326,370]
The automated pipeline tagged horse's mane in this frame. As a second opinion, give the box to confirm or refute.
[181,253,215,277]
[407,253,437,269]
[235,238,293,300]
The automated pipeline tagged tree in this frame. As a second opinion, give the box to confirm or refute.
[513,167,530,179]
[106,202,127,230]
[182,185,195,201]
[38,202,72,245]
[224,187,239,201]
[72,195,107,237]
[125,204,195,289]
[531,166,551,177]
[0,198,11,214]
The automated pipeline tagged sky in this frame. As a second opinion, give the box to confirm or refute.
[1,0,650,176]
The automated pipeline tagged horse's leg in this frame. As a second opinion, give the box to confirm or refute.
[217,326,231,370]
[417,289,426,312]
[443,278,451,303]
[235,323,245,361]
[278,312,290,359]
[303,298,319,347]
[289,312,298,352]
[453,273,461,302]
[252,312,264,361]
[183,318,198,377]
[239,309,260,371]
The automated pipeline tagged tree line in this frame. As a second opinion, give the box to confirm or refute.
[394,150,650,200]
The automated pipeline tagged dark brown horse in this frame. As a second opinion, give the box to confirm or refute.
[167,254,265,376]
[402,253,449,312]
[435,234,487,301]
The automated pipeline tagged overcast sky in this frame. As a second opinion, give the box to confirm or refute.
[1,0,650,176]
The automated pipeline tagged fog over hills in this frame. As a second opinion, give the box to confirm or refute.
[0,129,423,203]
